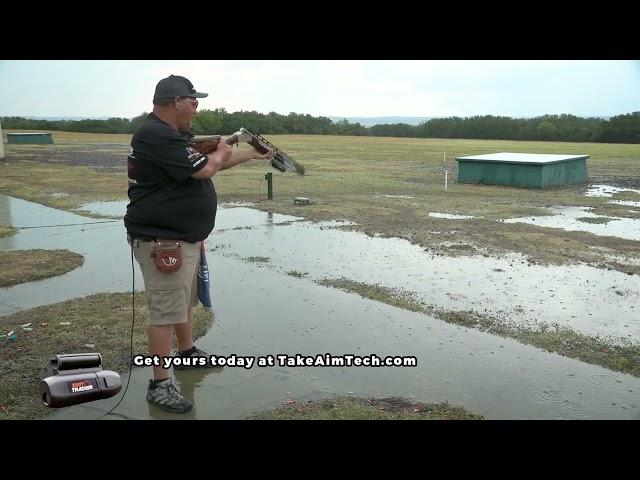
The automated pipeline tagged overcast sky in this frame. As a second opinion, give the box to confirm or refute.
[1,60,638,119]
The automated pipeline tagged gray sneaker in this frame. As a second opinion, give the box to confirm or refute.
[173,346,216,370]
[146,379,193,413]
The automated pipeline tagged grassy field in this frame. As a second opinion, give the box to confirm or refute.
[0,250,84,287]
[1,130,639,274]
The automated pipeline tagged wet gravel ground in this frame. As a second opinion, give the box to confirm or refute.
[588,175,640,189]
[4,144,129,173]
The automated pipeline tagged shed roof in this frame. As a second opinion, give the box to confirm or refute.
[456,152,588,165]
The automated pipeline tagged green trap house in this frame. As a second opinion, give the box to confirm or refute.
[455,152,588,188]
[6,132,54,144]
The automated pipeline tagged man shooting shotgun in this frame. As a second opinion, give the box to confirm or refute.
[124,74,291,414]
[191,127,305,176]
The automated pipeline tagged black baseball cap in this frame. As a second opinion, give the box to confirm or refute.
[153,75,208,99]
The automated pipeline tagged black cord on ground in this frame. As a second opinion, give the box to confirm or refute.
[16,220,119,229]
[99,241,135,419]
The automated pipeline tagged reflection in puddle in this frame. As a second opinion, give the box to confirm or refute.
[76,200,261,218]
[374,195,416,199]
[429,212,477,219]
[77,200,128,217]
[503,205,640,241]
[220,201,257,208]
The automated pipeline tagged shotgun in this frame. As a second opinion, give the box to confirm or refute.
[191,127,304,175]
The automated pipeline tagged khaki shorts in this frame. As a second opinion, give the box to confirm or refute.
[130,236,200,325]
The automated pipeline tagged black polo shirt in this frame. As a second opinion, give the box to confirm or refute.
[124,113,217,242]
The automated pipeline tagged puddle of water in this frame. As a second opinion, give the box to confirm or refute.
[587,373,627,389]
[75,200,302,231]
[503,206,640,241]
[0,197,301,315]
[0,195,133,314]
[208,208,639,343]
[2,197,638,343]
[374,195,416,199]
[585,185,640,198]
[2,194,640,420]
[429,212,476,219]
[51,253,640,420]
[215,208,304,231]
[77,200,128,217]
[220,201,257,208]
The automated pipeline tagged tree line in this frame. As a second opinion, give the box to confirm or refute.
[3,110,639,144]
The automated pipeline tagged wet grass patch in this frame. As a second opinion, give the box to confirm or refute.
[597,260,638,276]
[591,204,640,220]
[287,270,308,278]
[437,243,478,254]
[0,249,84,287]
[0,292,213,419]
[247,396,482,420]
[318,278,424,313]
[577,217,615,224]
[611,191,640,201]
[245,256,270,263]
[0,226,18,238]
[318,278,640,377]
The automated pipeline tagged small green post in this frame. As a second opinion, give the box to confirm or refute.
[265,172,273,200]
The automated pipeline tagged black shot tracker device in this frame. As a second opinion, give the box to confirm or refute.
[39,353,122,408]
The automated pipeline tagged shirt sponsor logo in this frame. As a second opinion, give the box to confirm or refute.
[191,155,207,168]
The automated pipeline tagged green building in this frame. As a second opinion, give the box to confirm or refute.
[456,152,588,188]
[7,133,54,144]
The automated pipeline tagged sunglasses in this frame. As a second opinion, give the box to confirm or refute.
[179,97,198,109]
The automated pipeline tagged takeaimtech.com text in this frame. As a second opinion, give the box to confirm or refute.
[134,354,418,370]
